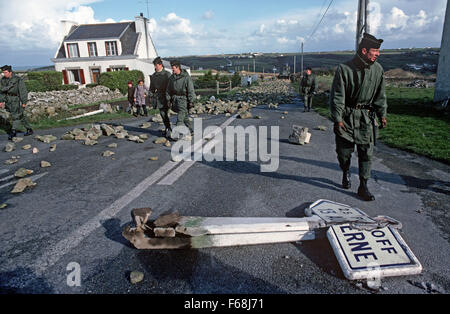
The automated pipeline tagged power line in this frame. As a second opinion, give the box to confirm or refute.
[306,0,334,42]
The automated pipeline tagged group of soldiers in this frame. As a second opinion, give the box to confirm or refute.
[127,58,195,139]
[300,33,388,201]
[1,32,387,202]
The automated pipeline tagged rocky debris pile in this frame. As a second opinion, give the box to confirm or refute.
[25,86,124,121]
[189,80,297,116]
[289,125,312,145]
[61,123,148,146]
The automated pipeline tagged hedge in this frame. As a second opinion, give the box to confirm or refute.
[98,70,145,94]
[27,71,63,91]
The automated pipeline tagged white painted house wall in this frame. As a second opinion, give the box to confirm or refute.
[52,14,179,89]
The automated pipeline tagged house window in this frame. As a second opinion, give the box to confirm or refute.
[66,69,86,84]
[88,42,98,57]
[105,41,118,56]
[67,43,80,58]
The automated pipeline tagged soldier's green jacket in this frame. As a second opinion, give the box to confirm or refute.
[300,74,317,95]
[0,73,28,106]
[330,54,387,145]
[150,69,171,109]
[166,70,196,111]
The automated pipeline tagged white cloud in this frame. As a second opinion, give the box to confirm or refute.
[0,0,105,51]
[202,10,214,20]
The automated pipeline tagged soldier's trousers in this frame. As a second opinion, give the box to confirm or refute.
[6,101,31,131]
[304,94,313,110]
[335,135,373,180]
[174,102,193,133]
[159,106,172,130]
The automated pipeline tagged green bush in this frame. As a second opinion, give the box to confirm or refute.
[86,83,99,88]
[231,72,241,87]
[98,70,144,94]
[25,79,48,92]
[27,71,62,91]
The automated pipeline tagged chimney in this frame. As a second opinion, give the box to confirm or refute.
[135,14,150,58]
[60,20,78,37]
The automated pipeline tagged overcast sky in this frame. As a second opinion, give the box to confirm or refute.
[0,0,447,67]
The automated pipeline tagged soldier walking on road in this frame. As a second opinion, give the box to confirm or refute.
[0,65,33,141]
[150,57,172,138]
[300,67,317,112]
[330,33,388,202]
[166,60,196,140]
[134,79,149,117]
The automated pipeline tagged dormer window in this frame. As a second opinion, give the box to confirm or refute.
[106,41,118,56]
[67,43,80,58]
[88,42,98,57]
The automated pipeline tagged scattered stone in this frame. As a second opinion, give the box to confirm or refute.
[99,103,113,114]
[164,141,171,148]
[152,115,163,123]
[11,178,36,194]
[49,144,57,152]
[139,134,149,140]
[108,143,118,148]
[315,125,328,131]
[115,132,127,139]
[0,203,7,210]
[22,144,32,150]
[154,137,168,145]
[283,111,289,115]
[61,133,75,140]
[238,111,253,119]
[141,122,151,129]
[154,211,181,228]
[281,116,286,119]
[5,158,18,165]
[84,139,98,146]
[41,161,51,168]
[35,135,57,143]
[14,168,34,178]
[32,147,39,154]
[154,227,176,238]
[5,143,16,152]
[149,157,159,161]
[255,115,262,119]
[129,271,144,285]
[101,124,116,137]
[102,150,115,157]
[12,137,23,143]
[289,125,311,145]
[128,135,144,143]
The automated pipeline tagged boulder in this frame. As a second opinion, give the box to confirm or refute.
[289,125,311,145]
[5,143,16,152]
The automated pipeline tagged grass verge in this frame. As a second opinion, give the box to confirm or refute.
[292,80,450,164]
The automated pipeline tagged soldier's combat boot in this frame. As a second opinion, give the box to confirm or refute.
[342,171,351,189]
[8,129,17,141]
[358,178,375,202]
[24,128,34,137]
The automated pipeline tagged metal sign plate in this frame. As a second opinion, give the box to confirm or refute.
[307,200,376,225]
[327,224,422,280]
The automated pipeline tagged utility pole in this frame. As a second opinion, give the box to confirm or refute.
[253,57,256,73]
[356,0,370,51]
[301,41,304,79]
[294,55,296,75]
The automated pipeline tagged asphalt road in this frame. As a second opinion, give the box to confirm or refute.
[0,97,449,295]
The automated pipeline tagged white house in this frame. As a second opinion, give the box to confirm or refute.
[51,13,189,87]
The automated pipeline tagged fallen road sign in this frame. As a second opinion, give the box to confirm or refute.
[327,224,422,280]
[122,200,422,281]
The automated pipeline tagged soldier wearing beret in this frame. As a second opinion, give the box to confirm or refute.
[330,33,388,201]
[166,60,196,140]
[150,57,172,137]
[0,65,33,140]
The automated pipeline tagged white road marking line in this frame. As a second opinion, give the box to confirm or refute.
[31,115,237,276]
[158,115,237,186]
[0,172,48,190]
[0,175,14,183]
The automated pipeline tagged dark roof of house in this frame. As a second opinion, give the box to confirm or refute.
[66,22,132,41]
[120,23,139,56]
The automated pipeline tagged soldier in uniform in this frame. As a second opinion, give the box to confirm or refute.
[300,67,317,112]
[150,57,172,137]
[166,60,196,139]
[330,33,388,202]
[0,65,33,140]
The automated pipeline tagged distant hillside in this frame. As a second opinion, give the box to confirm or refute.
[166,48,440,75]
